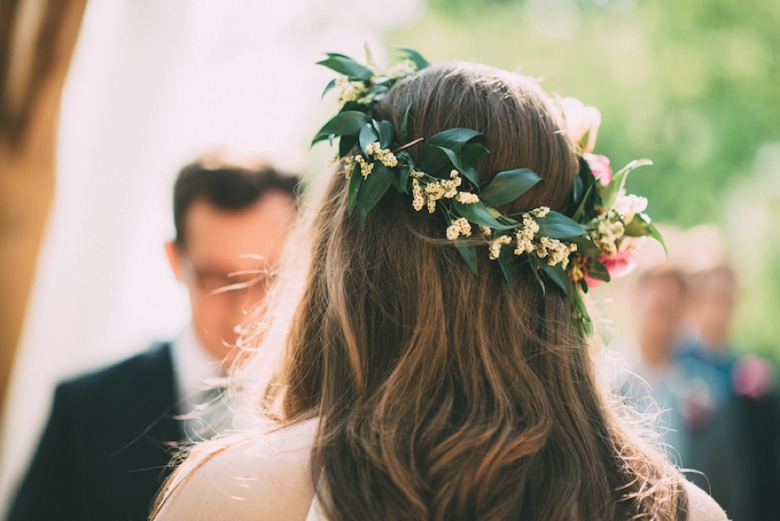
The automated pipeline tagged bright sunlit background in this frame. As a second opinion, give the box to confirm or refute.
[1,0,778,514]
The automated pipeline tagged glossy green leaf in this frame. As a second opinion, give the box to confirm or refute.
[339,135,357,157]
[588,258,611,282]
[453,200,513,230]
[456,241,478,276]
[397,48,430,70]
[400,103,412,143]
[529,258,546,295]
[359,123,379,155]
[536,211,586,239]
[313,111,371,144]
[321,78,337,99]
[480,169,542,207]
[375,120,395,148]
[541,262,570,295]
[356,163,393,227]
[601,159,652,210]
[418,128,482,176]
[498,245,515,287]
[347,165,362,215]
[624,213,667,254]
[316,53,373,80]
[569,236,602,257]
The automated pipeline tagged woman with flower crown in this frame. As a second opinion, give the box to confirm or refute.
[152,52,727,521]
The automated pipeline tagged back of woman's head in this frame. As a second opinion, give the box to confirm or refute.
[273,61,686,520]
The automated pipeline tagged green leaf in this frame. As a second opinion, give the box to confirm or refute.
[359,123,379,155]
[393,165,410,193]
[375,120,395,148]
[588,258,611,282]
[316,53,373,80]
[480,169,542,207]
[417,128,482,175]
[435,146,478,186]
[624,213,667,255]
[569,236,602,257]
[529,258,546,295]
[541,262,570,295]
[397,48,429,70]
[339,135,357,157]
[456,242,478,276]
[572,290,593,339]
[536,211,586,239]
[400,103,412,143]
[601,159,652,210]
[347,165,362,215]
[453,200,513,230]
[498,245,515,287]
[313,111,371,144]
[356,163,393,227]
[322,78,337,99]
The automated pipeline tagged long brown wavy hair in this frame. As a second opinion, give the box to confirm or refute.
[265,62,689,520]
[159,61,689,521]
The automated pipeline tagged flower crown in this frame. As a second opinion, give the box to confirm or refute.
[312,49,664,339]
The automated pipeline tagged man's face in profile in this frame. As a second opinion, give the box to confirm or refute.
[166,191,297,363]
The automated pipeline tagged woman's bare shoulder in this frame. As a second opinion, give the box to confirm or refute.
[683,480,729,521]
[154,419,317,521]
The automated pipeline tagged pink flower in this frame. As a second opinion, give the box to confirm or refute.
[584,248,637,288]
[583,153,612,186]
[561,97,601,153]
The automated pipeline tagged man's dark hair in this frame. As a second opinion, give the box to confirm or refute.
[173,160,299,246]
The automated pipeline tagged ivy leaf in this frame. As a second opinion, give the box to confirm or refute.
[480,169,542,207]
[375,120,395,149]
[456,241,478,276]
[397,48,430,70]
[536,211,586,239]
[356,163,393,227]
[359,123,379,155]
[316,53,373,80]
[453,200,513,230]
[588,258,611,282]
[601,159,652,211]
[313,111,371,144]
[321,78,337,99]
[569,236,602,257]
[498,245,515,287]
[541,262,570,295]
[347,165,362,215]
[417,128,482,176]
[624,213,667,255]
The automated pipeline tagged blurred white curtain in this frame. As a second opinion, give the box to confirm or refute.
[0,0,419,512]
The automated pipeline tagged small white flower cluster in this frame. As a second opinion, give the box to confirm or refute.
[411,170,472,214]
[355,155,374,179]
[588,213,625,256]
[446,217,472,240]
[341,155,355,179]
[503,207,576,267]
[336,78,368,106]
[488,235,512,260]
[387,60,417,78]
[455,192,480,204]
[366,141,398,167]
[612,193,648,224]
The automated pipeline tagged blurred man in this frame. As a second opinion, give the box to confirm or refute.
[8,157,299,521]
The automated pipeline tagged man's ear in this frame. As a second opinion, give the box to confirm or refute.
[164,241,183,281]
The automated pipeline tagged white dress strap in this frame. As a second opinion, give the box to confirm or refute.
[305,496,326,521]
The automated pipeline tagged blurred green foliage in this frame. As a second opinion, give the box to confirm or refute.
[386,0,780,356]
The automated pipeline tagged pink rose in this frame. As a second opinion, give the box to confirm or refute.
[583,153,612,186]
[560,97,601,153]
[584,248,637,288]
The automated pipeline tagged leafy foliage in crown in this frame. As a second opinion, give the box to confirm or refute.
[313,48,664,339]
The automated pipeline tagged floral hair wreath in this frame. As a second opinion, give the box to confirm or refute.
[312,48,665,339]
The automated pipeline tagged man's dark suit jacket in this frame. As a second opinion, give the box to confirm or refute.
[8,342,184,521]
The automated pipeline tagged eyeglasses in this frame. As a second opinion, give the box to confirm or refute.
[179,253,276,300]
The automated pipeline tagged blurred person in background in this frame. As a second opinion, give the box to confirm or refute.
[679,264,780,521]
[622,267,691,465]
[7,156,299,521]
